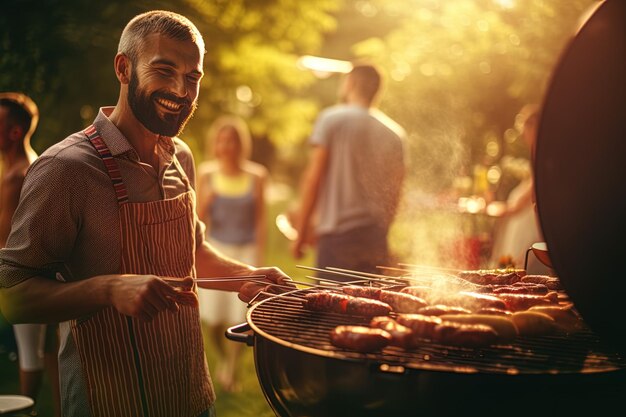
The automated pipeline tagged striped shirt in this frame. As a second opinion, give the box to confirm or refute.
[0,106,208,416]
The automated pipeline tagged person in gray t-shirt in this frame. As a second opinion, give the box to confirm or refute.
[292,64,405,278]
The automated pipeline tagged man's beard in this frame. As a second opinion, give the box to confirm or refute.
[127,71,196,137]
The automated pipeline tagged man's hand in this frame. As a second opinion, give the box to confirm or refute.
[290,238,306,260]
[238,267,296,303]
[109,275,197,321]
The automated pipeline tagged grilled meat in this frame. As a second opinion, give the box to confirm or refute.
[370,316,419,348]
[496,292,558,311]
[303,291,392,317]
[342,286,382,299]
[433,322,499,347]
[395,314,443,339]
[457,270,524,286]
[448,291,508,311]
[379,291,428,313]
[417,305,472,316]
[511,311,557,336]
[343,286,428,313]
[491,283,550,295]
[520,275,562,290]
[329,325,391,352]
[439,314,518,341]
[475,307,513,316]
[528,305,585,332]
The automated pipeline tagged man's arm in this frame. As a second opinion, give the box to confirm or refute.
[0,173,24,247]
[0,274,195,324]
[253,169,267,266]
[194,241,255,292]
[291,146,328,259]
[195,162,215,236]
[194,241,292,301]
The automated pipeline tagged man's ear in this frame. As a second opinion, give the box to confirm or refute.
[9,125,25,142]
[114,53,131,84]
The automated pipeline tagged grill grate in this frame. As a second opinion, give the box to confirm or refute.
[248,289,626,375]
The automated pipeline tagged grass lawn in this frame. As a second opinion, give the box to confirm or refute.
[0,316,281,417]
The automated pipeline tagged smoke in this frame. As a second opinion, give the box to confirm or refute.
[388,103,481,270]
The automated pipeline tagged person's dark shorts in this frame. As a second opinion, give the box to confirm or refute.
[316,223,389,282]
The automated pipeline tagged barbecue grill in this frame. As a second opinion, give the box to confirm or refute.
[228,287,626,417]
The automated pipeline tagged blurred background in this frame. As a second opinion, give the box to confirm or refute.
[1,0,597,415]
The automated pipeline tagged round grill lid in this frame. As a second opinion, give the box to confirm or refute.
[534,0,626,353]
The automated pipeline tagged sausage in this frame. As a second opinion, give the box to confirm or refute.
[520,275,562,290]
[379,291,428,313]
[496,292,558,311]
[475,307,512,316]
[303,291,392,317]
[449,291,508,311]
[304,291,350,313]
[439,314,518,341]
[383,284,411,292]
[457,270,524,285]
[433,322,499,347]
[474,283,549,295]
[529,305,584,332]
[329,325,391,352]
[473,285,498,293]
[492,283,549,295]
[370,316,419,348]
[401,290,505,312]
[395,314,442,339]
[400,285,432,300]
[342,286,382,299]
[511,311,557,336]
[417,305,472,316]
[343,286,428,313]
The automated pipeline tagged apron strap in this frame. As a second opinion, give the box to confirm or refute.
[171,155,192,192]
[84,124,129,204]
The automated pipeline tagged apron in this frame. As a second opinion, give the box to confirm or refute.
[69,125,214,417]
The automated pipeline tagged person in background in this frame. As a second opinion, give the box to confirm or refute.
[0,11,291,417]
[291,64,405,279]
[489,104,546,273]
[196,115,268,392]
[0,92,61,417]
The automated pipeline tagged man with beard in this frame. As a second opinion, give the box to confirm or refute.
[291,64,405,280]
[0,11,291,417]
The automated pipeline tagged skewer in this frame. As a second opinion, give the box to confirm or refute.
[163,276,301,292]
[376,265,414,273]
[326,266,403,280]
[397,263,463,274]
[289,279,341,289]
[374,265,482,290]
[377,265,460,281]
[305,276,370,287]
[247,290,305,306]
[296,265,406,285]
[162,275,267,282]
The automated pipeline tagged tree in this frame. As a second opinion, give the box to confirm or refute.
[0,0,341,167]
[349,0,596,192]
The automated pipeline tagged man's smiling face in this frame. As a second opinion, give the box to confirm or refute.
[127,33,204,137]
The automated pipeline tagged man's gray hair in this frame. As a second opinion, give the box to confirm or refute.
[118,10,205,63]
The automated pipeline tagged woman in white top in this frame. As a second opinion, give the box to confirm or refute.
[490,105,546,273]
[196,115,267,392]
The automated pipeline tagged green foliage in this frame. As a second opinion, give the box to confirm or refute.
[349,0,596,191]
[0,0,341,163]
